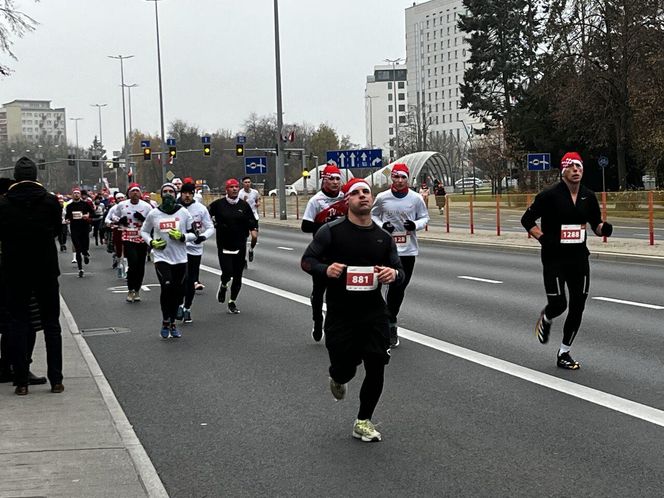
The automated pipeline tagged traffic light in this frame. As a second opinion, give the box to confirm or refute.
[92,155,99,167]
[38,159,46,171]
[112,157,119,169]
[169,146,177,159]
[143,147,152,161]
[235,144,244,157]
[203,144,211,157]
[68,154,75,166]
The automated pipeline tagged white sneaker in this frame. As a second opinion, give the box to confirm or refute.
[352,419,381,442]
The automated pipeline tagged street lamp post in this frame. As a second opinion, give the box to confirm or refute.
[365,94,378,148]
[273,0,287,220]
[91,103,107,188]
[385,57,404,161]
[69,117,83,186]
[123,83,138,135]
[108,54,133,187]
[146,0,167,184]
[458,120,475,195]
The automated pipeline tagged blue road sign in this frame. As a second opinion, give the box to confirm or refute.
[166,138,176,146]
[202,136,211,144]
[326,149,383,169]
[527,153,551,171]
[140,140,150,148]
[245,156,268,175]
[598,155,609,168]
[236,135,247,145]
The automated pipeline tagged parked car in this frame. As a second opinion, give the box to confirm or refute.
[268,185,298,196]
[454,177,483,188]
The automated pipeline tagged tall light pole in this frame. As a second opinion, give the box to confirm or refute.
[146,0,167,183]
[365,94,378,148]
[69,117,83,186]
[91,103,107,188]
[458,119,475,194]
[385,57,404,161]
[122,83,138,135]
[273,0,287,220]
[108,54,133,183]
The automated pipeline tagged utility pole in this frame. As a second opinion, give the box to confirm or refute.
[273,0,286,219]
[91,103,107,188]
[146,0,167,184]
[385,57,404,161]
[108,54,133,188]
[365,94,378,148]
[69,117,83,186]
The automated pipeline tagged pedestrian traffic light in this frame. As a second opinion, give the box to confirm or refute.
[235,144,244,157]
[68,154,75,166]
[203,144,211,157]
[92,155,99,167]
[38,159,46,170]
[143,147,152,161]
[169,146,177,159]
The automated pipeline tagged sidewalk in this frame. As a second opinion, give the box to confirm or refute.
[260,217,664,261]
[0,299,167,498]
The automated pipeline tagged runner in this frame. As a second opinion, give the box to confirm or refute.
[177,181,214,323]
[301,178,404,442]
[239,176,261,264]
[112,183,153,302]
[105,192,128,277]
[57,194,68,251]
[521,152,613,369]
[140,182,195,339]
[208,178,257,315]
[65,187,94,278]
[301,164,348,342]
[370,163,429,348]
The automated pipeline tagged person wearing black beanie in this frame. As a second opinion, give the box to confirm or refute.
[13,156,38,182]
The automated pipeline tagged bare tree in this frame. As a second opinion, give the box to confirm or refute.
[0,0,39,76]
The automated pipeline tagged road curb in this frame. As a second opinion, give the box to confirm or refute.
[60,296,169,498]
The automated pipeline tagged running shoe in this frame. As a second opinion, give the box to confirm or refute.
[194,282,205,291]
[170,324,182,338]
[126,291,135,303]
[312,320,324,342]
[176,305,184,321]
[71,257,77,264]
[217,282,227,303]
[557,352,580,370]
[248,250,254,262]
[227,301,240,314]
[160,323,170,339]
[329,377,346,401]
[78,270,84,278]
[389,322,399,348]
[352,419,381,442]
[83,253,90,265]
[535,311,551,344]
[112,257,118,269]
[183,309,192,323]
[133,291,141,302]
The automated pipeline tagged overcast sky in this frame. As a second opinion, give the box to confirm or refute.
[1,0,411,153]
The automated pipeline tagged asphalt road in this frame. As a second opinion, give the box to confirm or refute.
[59,227,664,497]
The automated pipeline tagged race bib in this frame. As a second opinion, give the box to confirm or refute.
[158,217,177,233]
[346,266,378,292]
[124,229,139,238]
[392,232,410,247]
[72,211,83,220]
[560,224,585,244]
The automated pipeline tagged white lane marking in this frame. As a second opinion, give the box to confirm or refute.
[199,264,664,428]
[277,246,294,251]
[592,297,664,310]
[458,275,503,284]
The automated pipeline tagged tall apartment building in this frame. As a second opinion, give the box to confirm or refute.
[405,0,480,145]
[364,63,407,160]
[0,99,67,145]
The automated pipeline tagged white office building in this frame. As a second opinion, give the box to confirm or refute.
[0,99,67,145]
[405,0,480,145]
[364,63,408,160]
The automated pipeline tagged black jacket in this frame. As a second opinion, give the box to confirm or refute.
[0,181,62,277]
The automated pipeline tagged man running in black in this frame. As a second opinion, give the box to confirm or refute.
[65,187,94,278]
[521,152,613,369]
[301,178,404,442]
[209,179,257,314]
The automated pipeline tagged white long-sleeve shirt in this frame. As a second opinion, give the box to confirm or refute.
[371,189,430,256]
[105,199,153,243]
[141,206,195,265]
[182,201,215,256]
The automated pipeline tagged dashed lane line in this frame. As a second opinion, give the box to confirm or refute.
[457,275,503,284]
[592,297,664,310]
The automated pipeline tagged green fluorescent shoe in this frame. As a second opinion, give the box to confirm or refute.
[352,419,381,442]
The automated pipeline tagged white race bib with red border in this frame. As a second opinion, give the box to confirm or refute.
[158,217,177,233]
[392,232,411,248]
[346,266,378,291]
[560,224,585,244]
[72,211,83,220]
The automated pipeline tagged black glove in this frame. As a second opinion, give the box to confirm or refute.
[537,233,554,247]
[118,216,129,227]
[133,212,146,222]
[403,220,416,231]
[600,222,613,237]
[194,235,207,244]
[382,221,395,234]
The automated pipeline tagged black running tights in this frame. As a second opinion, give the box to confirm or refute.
[183,254,202,309]
[386,255,416,323]
[154,262,187,322]
[330,355,386,421]
[218,248,246,301]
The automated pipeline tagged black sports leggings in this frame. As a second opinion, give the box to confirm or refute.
[217,247,246,301]
[154,262,187,322]
[542,257,590,347]
[183,254,202,308]
[330,355,386,421]
[124,242,148,293]
[70,226,90,271]
[310,273,327,323]
[386,255,416,323]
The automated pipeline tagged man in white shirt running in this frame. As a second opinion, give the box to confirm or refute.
[371,163,429,348]
[239,176,261,263]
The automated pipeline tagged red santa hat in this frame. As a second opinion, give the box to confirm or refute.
[560,152,583,170]
[341,178,371,198]
[183,177,194,185]
[72,187,81,194]
[322,164,342,179]
[391,163,410,178]
[127,182,141,193]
